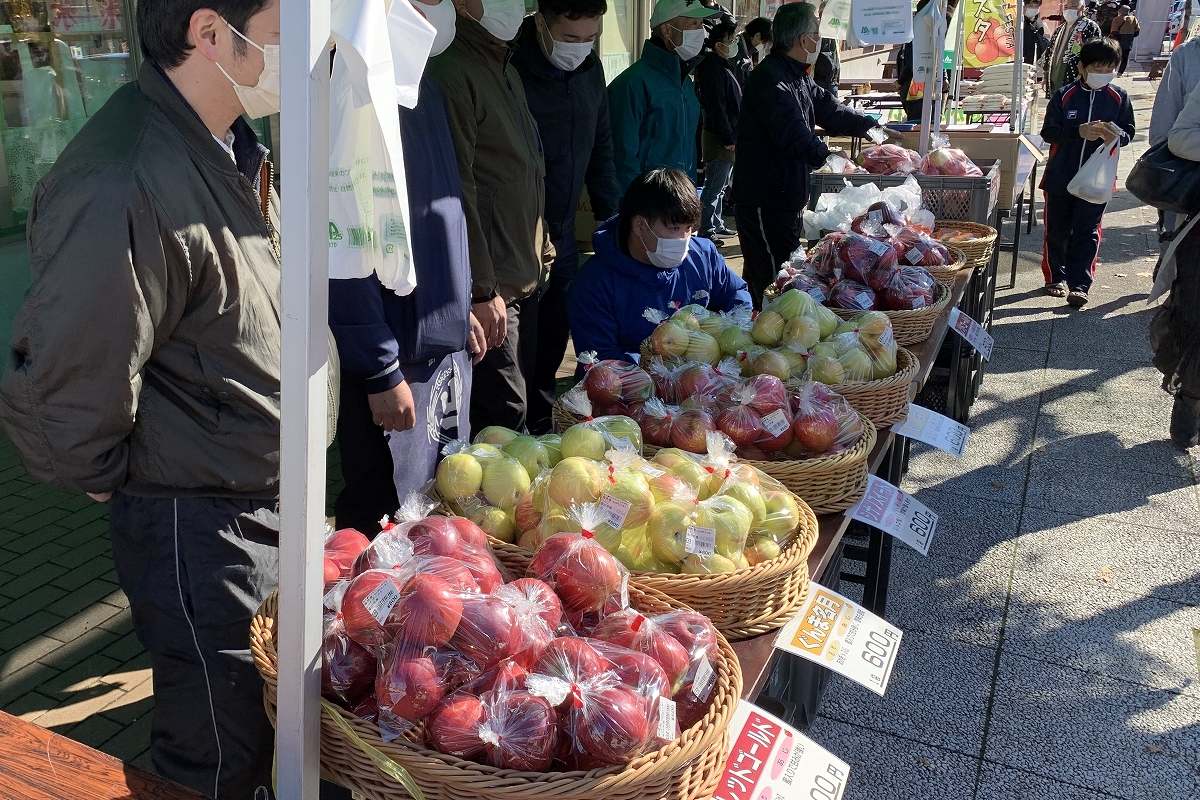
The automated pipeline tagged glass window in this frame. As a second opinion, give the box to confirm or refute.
[600,0,637,82]
[0,1,135,234]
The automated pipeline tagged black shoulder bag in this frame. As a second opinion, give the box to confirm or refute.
[1126,140,1200,216]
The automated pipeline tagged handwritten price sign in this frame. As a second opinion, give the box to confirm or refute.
[774,585,903,695]
[714,700,850,800]
[893,404,971,457]
[848,475,939,556]
[949,307,994,361]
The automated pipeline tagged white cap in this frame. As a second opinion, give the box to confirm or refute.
[650,0,721,28]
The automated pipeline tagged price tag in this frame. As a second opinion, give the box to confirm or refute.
[762,409,791,437]
[640,463,666,478]
[362,579,401,626]
[691,655,716,700]
[847,475,939,556]
[599,493,632,529]
[893,403,970,457]
[948,307,994,361]
[656,697,678,741]
[774,584,903,696]
[685,526,717,557]
[713,700,850,800]
[879,326,895,349]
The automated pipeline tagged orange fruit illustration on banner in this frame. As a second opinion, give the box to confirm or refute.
[967,19,1015,64]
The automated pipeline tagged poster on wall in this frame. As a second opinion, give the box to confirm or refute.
[961,0,1017,68]
[850,0,913,44]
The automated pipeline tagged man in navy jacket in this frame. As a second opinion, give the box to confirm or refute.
[329,23,485,531]
[512,0,620,433]
[568,168,751,363]
[1039,38,1134,308]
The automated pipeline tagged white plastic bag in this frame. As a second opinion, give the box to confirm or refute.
[1067,140,1120,205]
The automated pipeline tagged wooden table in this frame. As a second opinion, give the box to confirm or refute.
[731,270,972,702]
[0,712,202,800]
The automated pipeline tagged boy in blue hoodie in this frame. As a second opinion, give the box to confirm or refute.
[569,168,752,363]
[1039,38,1135,308]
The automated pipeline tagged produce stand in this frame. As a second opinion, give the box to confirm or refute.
[0,711,203,799]
[731,269,973,725]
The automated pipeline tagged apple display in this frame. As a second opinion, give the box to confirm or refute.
[436,453,484,501]
[426,694,486,759]
[376,652,445,723]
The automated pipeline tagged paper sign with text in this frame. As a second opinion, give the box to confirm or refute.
[774,584,903,695]
[848,475,939,556]
[713,700,850,800]
[948,307,995,361]
[893,404,971,457]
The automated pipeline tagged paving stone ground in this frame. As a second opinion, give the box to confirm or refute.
[0,70,1196,798]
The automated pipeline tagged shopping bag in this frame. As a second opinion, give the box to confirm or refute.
[1067,139,1120,205]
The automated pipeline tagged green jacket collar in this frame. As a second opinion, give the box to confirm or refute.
[640,39,684,83]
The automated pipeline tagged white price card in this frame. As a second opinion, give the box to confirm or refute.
[713,700,850,800]
[685,526,717,557]
[362,579,401,626]
[774,584,903,696]
[762,409,791,437]
[893,403,971,457]
[599,493,632,529]
[948,307,995,361]
[848,475,939,556]
[656,697,678,741]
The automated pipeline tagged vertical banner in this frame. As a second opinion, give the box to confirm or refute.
[961,0,1017,69]
[818,0,853,41]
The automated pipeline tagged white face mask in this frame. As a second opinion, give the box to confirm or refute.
[638,221,690,269]
[216,20,279,119]
[671,27,706,61]
[388,0,436,108]
[540,18,594,71]
[479,0,525,42]
[755,42,768,60]
[1025,7,1040,18]
[1063,8,1079,22]
[416,0,457,58]
[717,41,736,60]
[1085,70,1115,88]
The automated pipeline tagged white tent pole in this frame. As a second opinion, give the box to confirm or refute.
[277,2,332,799]
[919,0,947,156]
[1012,3,1024,131]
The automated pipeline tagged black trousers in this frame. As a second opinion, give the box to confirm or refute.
[471,294,539,433]
[1118,35,1134,74]
[528,252,579,435]
[735,205,803,308]
[109,494,279,800]
[1041,191,1105,292]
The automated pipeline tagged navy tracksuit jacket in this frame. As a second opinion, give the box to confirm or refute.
[1039,79,1135,292]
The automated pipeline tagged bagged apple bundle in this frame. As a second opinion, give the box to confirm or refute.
[835,232,898,291]
[860,143,921,175]
[322,580,378,707]
[435,440,533,542]
[809,231,846,279]
[555,393,646,455]
[631,398,679,448]
[850,200,905,238]
[788,380,865,457]
[825,311,897,379]
[919,137,983,177]
[878,264,938,310]
[891,227,954,268]
[829,280,876,311]
[641,308,723,366]
[816,152,868,174]
[714,375,794,455]
[577,353,656,417]
[324,525,372,586]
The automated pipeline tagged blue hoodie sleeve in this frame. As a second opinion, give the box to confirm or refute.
[568,263,635,363]
[328,275,406,394]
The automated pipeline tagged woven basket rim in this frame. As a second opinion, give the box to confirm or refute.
[738,410,876,477]
[933,219,998,241]
[826,345,918,394]
[830,277,950,322]
[924,245,969,277]
[249,584,743,794]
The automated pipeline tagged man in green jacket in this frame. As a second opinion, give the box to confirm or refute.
[430,0,552,432]
[0,2,282,797]
[608,0,720,193]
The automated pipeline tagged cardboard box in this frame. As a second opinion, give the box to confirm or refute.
[893,127,1029,210]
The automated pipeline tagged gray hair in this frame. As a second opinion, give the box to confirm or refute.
[771,2,820,54]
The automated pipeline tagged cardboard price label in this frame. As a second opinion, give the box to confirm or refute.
[774,585,903,696]
[713,700,850,800]
[848,475,939,556]
[949,307,994,361]
[685,526,717,557]
[893,404,970,457]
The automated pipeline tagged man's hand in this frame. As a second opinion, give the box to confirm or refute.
[473,296,507,349]
[468,312,487,365]
[87,492,112,503]
[1096,122,1121,144]
[1079,122,1104,141]
[369,381,416,432]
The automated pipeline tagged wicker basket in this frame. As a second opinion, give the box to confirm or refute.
[933,220,997,272]
[489,491,819,641]
[821,346,919,427]
[830,280,950,346]
[923,246,970,287]
[250,586,742,800]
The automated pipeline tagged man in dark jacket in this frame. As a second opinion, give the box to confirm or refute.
[512,0,620,434]
[733,2,881,305]
[331,0,486,533]
[1039,38,1134,307]
[0,2,282,797]
[430,0,553,432]
[695,17,742,241]
[1023,0,1051,65]
[812,37,840,93]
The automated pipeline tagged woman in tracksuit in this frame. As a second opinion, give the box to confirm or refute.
[1039,38,1135,308]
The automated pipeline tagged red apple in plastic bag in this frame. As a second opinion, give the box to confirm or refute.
[392,573,465,649]
[480,690,558,771]
[583,360,627,405]
[659,612,719,658]
[321,620,376,705]
[850,200,903,237]
[457,549,504,594]
[376,652,445,723]
[406,516,463,557]
[716,405,765,447]
[787,271,832,304]
[793,409,840,453]
[496,577,563,631]
[449,594,521,668]
[426,694,486,758]
[325,528,371,580]
[830,280,877,311]
[741,375,789,415]
[676,363,720,400]
[323,556,342,585]
[342,569,408,649]
[573,684,652,766]
[532,636,608,689]
[671,409,715,453]
[592,612,691,689]
[606,649,672,700]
